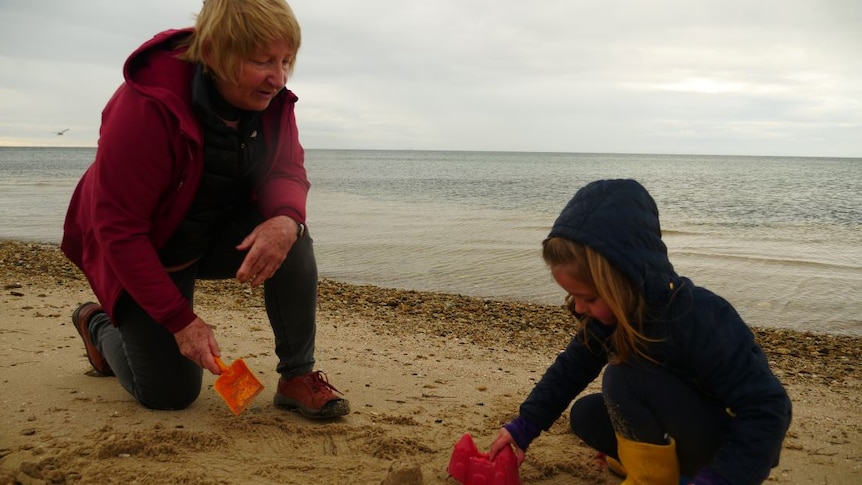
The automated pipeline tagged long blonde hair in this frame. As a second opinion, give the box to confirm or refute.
[542,237,653,363]
[178,0,302,84]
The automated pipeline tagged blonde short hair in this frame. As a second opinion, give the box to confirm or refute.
[178,0,302,84]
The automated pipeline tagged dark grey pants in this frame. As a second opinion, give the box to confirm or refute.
[88,211,318,410]
[569,363,732,476]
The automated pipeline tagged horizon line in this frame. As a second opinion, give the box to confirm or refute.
[0,145,859,160]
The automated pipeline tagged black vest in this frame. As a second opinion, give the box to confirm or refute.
[159,66,264,266]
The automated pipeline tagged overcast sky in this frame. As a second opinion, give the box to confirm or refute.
[1,0,860,157]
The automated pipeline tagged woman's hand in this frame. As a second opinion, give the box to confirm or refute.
[236,215,299,287]
[173,317,221,374]
[489,428,526,466]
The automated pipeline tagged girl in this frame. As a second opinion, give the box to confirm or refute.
[488,179,791,484]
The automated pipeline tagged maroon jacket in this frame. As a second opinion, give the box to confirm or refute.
[62,29,309,333]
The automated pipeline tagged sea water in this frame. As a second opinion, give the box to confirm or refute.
[1,147,860,336]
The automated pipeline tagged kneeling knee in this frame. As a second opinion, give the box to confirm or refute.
[137,387,201,411]
[570,402,584,437]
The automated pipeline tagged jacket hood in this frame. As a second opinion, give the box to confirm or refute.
[547,179,680,305]
[124,28,194,91]
[120,28,200,144]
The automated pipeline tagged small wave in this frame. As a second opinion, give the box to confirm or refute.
[661,229,699,236]
[672,250,861,271]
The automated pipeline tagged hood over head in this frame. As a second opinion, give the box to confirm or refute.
[547,179,680,305]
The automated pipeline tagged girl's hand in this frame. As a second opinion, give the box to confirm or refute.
[489,428,526,466]
[173,317,221,374]
[236,215,298,287]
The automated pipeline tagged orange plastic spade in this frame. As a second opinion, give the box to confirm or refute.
[214,356,265,415]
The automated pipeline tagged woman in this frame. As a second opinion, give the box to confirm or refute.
[63,0,348,419]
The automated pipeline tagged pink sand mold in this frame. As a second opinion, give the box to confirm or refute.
[447,433,521,485]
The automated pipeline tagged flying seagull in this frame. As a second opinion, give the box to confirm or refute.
[54,129,69,135]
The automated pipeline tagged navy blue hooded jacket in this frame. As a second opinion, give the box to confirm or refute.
[518,179,791,484]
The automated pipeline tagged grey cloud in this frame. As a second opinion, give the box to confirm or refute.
[0,0,859,156]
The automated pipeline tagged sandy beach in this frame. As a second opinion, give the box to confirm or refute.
[1,239,860,484]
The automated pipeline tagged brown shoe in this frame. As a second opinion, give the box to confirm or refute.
[274,371,349,419]
[72,302,114,376]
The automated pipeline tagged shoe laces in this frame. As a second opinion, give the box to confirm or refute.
[304,371,343,395]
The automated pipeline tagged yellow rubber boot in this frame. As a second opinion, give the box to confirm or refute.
[606,455,627,478]
[616,433,680,485]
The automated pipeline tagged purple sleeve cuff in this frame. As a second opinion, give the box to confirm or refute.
[503,416,542,451]
[688,467,731,485]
